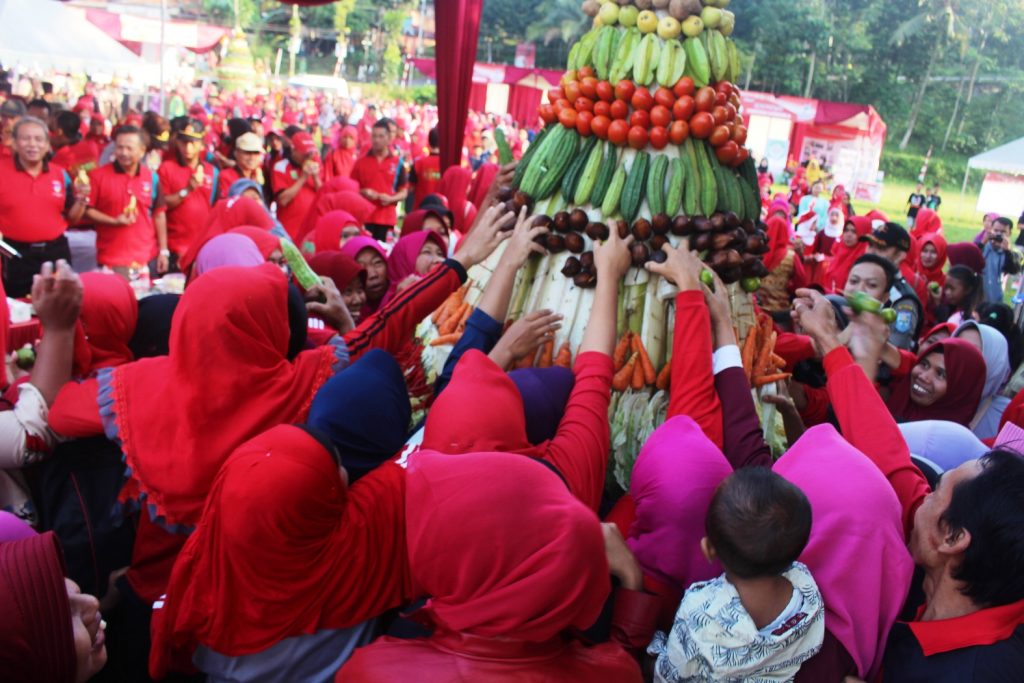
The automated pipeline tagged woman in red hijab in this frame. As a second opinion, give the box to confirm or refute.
[228,226,284,265]
[306,210,364,255]
[179,196,277,274]
[468,162,499,211]
[915,233,948,288]
[911,207,942,239]
[886,338,986,427]
[310,252,368,322]
[757,202,807,312]
[337,451,643,683]
[438,166,475,236]
[322,125,359,181]
[73,272,138,378]
[298,191,375,244]
[823,217,872,294]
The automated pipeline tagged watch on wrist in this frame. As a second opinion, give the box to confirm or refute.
[178,188,189,199]
[159,249,171,257]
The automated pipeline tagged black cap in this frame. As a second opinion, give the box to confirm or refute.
[861,222,911,253]
[0,98,26,117]
[419,194,454,226]
[170,116,205,140]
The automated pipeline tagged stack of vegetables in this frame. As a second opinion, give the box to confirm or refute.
[419,0,785,489]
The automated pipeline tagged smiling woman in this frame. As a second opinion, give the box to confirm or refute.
[886,338,986,427]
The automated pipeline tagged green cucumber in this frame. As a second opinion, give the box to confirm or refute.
[592,144,619,207]
[575,140,606,206]
[561,136,598,203]
[620,151,650,224]
[495,128,513,165]
[682,140,702,216]
[532,128,580,200]
[696,142,718,217]
[646,154,669,217]
[602,167,628,218]
[281,238,321,291]
[666,157,685,216]
[520,126,566,197]
[512,124,554,189]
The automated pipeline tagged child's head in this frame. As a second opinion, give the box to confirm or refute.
[943,265,981,312]
[704,468,812,579]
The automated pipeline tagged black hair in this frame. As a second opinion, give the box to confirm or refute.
[283,124,304,139]
[28,98,49,114]
[942,450,1024,608]
[994,216,1013,230]
[226,117,251,145]
[372,118,391,132]
[852,253,898,291]
[113,124,149,148]
[428,126,439,149]
[945,265,983,318]
[977,302,1023,369]
[706,468,812,579]
[55,110,80,139]
[286,283,307,360]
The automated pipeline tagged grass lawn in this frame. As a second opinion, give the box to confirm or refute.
[850,179,984,244]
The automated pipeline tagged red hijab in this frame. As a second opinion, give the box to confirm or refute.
[310,210,360,254]
[74,272,138,376]
[824,216,871,294]
[320,176,360,195]
[915,233,948,286]
[298,191,374,243]
[382,231,447,306]
[108,264,338,529]
[438,166,473,235]
[911,208,942,239]
[763,214,792,272]
[399,209,447,239]
[468,162,499,210]
[150,425,410,675]
[180,197,276,273]
[227,226,280,260]
[309,252,365,293]
[886,338,986,426]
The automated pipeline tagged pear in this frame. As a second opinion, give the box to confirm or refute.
[637,9,659,33]
[619,5,639,26]
[657,16,682,40]
[598,2,620,26]
[700,6,722,29]
[681,15,704,37]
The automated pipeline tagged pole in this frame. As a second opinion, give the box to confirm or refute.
[417,0,427,57]
[159,0,166,115]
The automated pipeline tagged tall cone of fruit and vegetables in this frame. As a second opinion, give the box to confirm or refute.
[418,0,784,491]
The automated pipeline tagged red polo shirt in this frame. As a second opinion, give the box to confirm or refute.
[89,162,163,267]
[350,152,407,227]
[271,158,318,241]
[51,139,100,176]
[217,167,263,198]
[158,159,216,255]
[412,154,441,209]
[0,155,71,242]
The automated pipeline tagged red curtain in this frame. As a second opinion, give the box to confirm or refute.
[469,83,488,113]
[435,0,484,171]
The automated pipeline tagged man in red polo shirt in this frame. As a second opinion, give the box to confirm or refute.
[51,111,100,177]
[158,118,218,272]
[86,126,167,276]
[0,116,89,296]
[271,131,321,241]
[350,119,408,241]
[217,132,265,197]
[409,126,441,211]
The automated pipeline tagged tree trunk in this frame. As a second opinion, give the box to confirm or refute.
[898,47,936,151]
[804,49,817,98]
[744,46,756,91]
[942,73,967,151]
[957,28,989,136]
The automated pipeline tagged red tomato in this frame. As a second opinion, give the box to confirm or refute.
[558,107,578,129]
[715,140,739,164]
[630,87,654,112]
[575,97,594,113]
[672,77,696,99]
[723,103,738,122]
[614,80,636,103]
[548,87,564,105]
[654,87,676,110]
[715,80,733,95]
[608,119,630,146]
[578,66,595,79]
[649,126,669,150]
[732,125,748,146]
[555,98,571,113]
[596,80,615,103]
[629,109,651,130]
[694,87,716,113]
[593,100,612,118]
[564,81,581,103]
[715,91,727,107]
[627,125,649,150]
[672,96,695,121]
[729,93,742,110]
[650,105,672,128]
[591,114,612,140]
[576,110,594,137]
[539,104,557,125]
[669,120,690,145]
[610,99,630,120]
[711,106,728,126]
[709,125,731,147]
[690,112,714,139]
[733,147,750,165]
[580,77,599,100]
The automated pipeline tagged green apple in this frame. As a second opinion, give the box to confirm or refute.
[700,6,722,29]
[618,5,639,27]
[637,10,659,33]
[598,2,620,26]
[681,15,704,37]
[719,10,735,35]
[657,16,682,40]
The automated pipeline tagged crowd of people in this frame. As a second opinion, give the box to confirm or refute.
[1,73,1024,683]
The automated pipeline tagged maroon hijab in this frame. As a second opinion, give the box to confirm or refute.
[886,338,986,426]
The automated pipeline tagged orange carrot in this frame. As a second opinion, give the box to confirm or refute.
[631,351,645,390]
[612,352,638,392]
[655,361,671,390]
[754,372,791,387]
[441,302,469,335]
[537,339,555,368]
[455,304,473,333]
[770,353,787,371]
[430,333,461,347]
[514,352,534,370]
[741,326,758,381]
[632,334,657,385]
[433,298,455,328]
[755,330,776,378]
[613,332,631,371]
[554,341,572,368]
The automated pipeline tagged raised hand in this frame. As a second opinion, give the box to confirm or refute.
[488,309,563,370]
[453,204,516,271]
[33,260,82,332]
[645,243,703,291]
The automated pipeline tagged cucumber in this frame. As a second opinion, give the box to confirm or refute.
[512,124,554,189]
[561,136,598,203]
[602,167,628,219]
[696,141,718,217]
[682,140,702,216]
[575,140,606,206]
[532,128,580,200]
[281,238,321,291]
[646,154,669,217]
[592,145,620,208]
[666,157,685,216]
[620,151,650,223]
[521,126,569,198]
[495,128,513,165]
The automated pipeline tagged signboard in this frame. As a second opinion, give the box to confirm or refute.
[977,172,1024,217]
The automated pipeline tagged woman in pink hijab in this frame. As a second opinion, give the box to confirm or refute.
[382,231,447,307]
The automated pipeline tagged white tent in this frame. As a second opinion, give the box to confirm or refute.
[968,137,1024,175]
[963,137,1024,216]
[0,0,159,83]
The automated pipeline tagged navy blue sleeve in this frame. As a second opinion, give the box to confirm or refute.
[433,308,504,395]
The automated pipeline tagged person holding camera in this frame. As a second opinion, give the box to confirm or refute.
[980,216,1021,304]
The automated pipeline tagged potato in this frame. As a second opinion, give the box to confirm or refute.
[635,0,654,9]
[669,0,702,19]
[582,0,601,17]
[652,0,671,8]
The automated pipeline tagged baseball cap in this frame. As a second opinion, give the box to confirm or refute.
[861,222,911,252]
[291,131,318,155]
[0,98,26,118]
[419,194,454,226]
[171,116,205,141]
[235,132,264,153]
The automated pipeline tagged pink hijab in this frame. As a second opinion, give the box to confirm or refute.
[382,231,447,306]
[774,424,914,679]
[340,236,388,315]
[626,416,732,595]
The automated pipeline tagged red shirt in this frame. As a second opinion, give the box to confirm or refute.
[271,158,318,241]
[158,159,217,255]
[412,154,441,209]
[217,167,263,198]
[50,139,100,176]
[350,152,407,227]
[89,162,162,267]
[0,155,70,242]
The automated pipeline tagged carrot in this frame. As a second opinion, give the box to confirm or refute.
[655,361,671,390]
[741,325,758,381]
[631,350,645,390]
[612,352,638,392]
[430,333,461,347]
[755,330,777,379]
[613,332,632,372]
[433,297,456,328]
[632,334,657,385]
[537,339,555,368]
[770,353,787,371]
[455,304,473,332]
[754,372,792,387]
[441,302,469,335]
[554,341,572,368]
[514,352,534,370]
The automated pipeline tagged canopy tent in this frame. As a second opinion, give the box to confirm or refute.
[0,0,158,83]
[963,137,1024,217]
[81,7,229,55]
